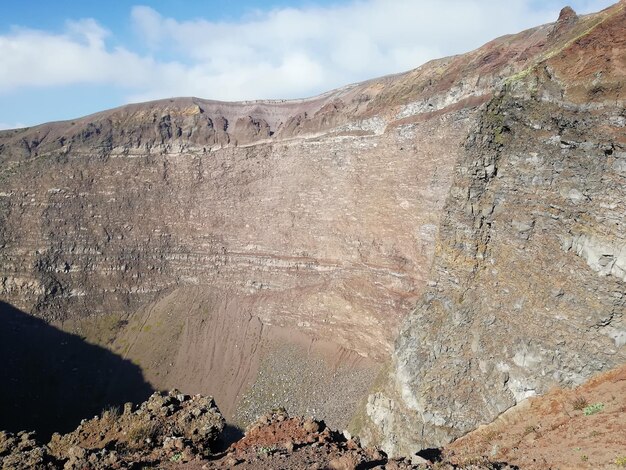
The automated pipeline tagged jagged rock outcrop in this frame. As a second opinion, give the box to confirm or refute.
[549,6,579,39]
[1,393,520,469]
[0,431,56,469]
[364,2,626,456]
[0,390,224,469]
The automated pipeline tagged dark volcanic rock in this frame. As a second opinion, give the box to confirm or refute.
[558,6,578,22]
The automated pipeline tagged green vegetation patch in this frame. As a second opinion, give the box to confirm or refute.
[582,403,604,416]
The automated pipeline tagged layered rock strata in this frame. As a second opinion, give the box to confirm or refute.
[364,2,626,456]
[1,0,624,446]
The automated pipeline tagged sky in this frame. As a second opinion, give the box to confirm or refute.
[0,0,616,129]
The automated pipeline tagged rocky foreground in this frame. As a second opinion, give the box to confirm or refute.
[2,364,625,469]
[0,390,512,470]
[0,390,224,469]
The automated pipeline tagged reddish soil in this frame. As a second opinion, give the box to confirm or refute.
[446,365,626,469]
[547,1,626,103]
[177,409,503,469]
[195,410,385,470]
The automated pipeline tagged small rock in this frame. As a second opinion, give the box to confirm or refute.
[566,188,586,204]
[67,446,86,460]
[329,454,359,470]
[346,439,360,451]
[107,451,118,465]
[304,419,320,433]
[225,457,241,466]
[411,454,430,466]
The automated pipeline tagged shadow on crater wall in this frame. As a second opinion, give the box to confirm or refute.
[0,301,154,442]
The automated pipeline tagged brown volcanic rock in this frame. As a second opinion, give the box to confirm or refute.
[0,390,224,469]
[1,0,625,451]
[0,396,517,470]
[198,409,513,469]
[365,1,626,457]
[0,431,57,469]
[48,390,224,468]
[5,368,623,470]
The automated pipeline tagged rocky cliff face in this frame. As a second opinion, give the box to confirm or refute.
[0,6,539,431]
[1,0,624,452]
[364,2,626,456]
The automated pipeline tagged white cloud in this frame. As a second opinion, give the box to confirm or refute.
[0,122,26,130]
[0,22,158,91]
[0,0,617,104]
[66,18,109,47]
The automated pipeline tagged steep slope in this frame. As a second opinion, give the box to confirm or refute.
[446,365,626,469]
[363,1,626,456]
[1,1,624,443]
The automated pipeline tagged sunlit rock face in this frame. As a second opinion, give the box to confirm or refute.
[362,3,626,457]
[1,1,624,447]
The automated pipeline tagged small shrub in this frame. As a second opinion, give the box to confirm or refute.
[523,425,537,436]
[257,445,277,456]
[581,454,588,462]
[572,396,589,411]
[615,456,626,467]
[583,403,604,416]
[101,405,120,422]
[128,421,158,443]
[170,453,182,462]
[482,429,501,442]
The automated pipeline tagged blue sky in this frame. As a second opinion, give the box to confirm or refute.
[0,0,616,129]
